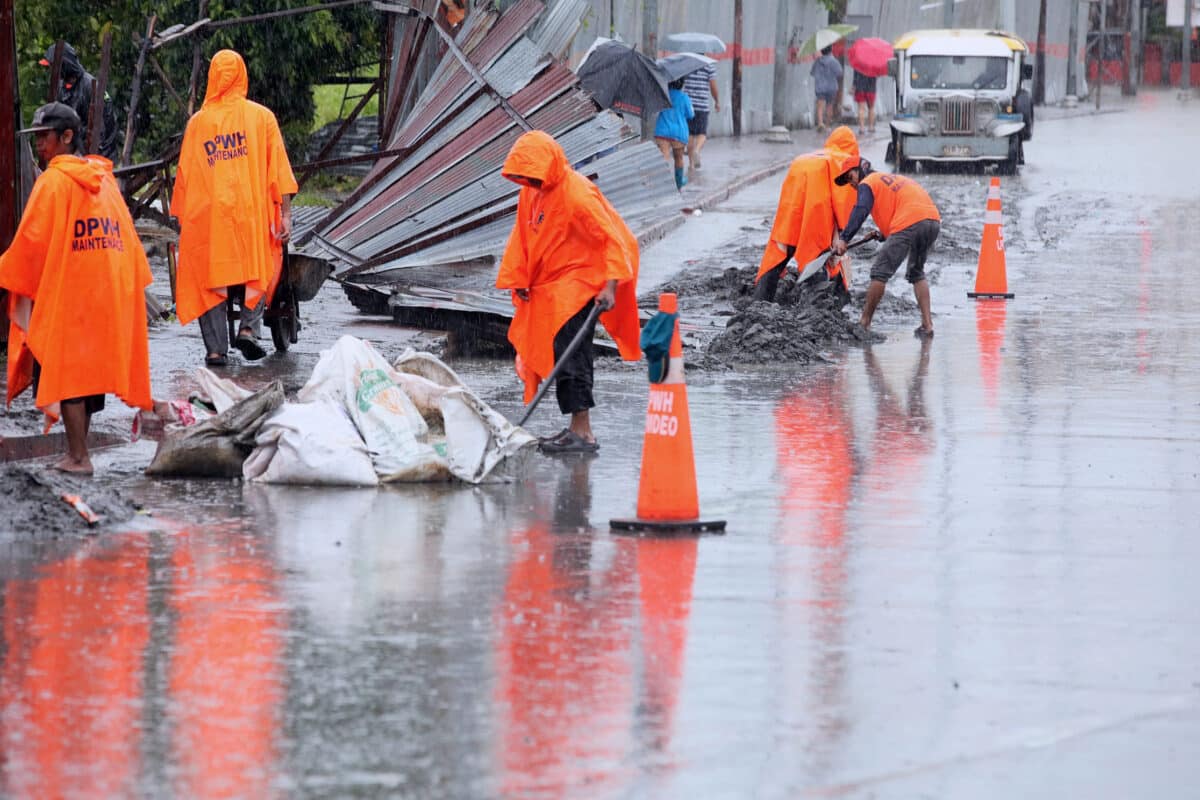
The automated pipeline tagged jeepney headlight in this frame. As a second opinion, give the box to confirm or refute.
[975,99,998,130]
[921,99,939,130]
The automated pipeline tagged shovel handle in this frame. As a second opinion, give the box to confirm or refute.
[517,302,605,428]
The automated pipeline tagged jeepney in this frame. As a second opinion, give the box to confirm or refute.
[886,29,1034,174]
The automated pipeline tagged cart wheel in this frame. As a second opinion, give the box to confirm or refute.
[269,316,291,352]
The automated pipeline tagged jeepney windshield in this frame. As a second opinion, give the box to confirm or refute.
[909,55,1010,90]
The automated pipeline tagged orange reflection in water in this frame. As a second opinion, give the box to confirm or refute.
[635,536,698,752]
[494,460,701,796]
[0,536,151,799]
[168,528,284,799]
[494,522,637,798]
[975,299,1008,406]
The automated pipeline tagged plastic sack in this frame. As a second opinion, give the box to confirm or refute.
[392,348,536,483]
[299,336,450,482]
[243,401,379,487]
[145,381,285,478]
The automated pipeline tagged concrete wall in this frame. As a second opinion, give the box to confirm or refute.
[565,0,1090,137]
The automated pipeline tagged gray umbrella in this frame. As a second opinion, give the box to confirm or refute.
[577,39,671,117]
[662,32,727,55]
[657,52,717,82]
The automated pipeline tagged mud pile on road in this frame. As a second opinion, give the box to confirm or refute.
[705,288,871,367]
[0,466,139,536]
[650,244,874,367]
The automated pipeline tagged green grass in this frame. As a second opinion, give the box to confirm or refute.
[311,66,381,132]
[295,172,361,207]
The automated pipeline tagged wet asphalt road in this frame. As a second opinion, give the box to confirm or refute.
[2,92,1200,798]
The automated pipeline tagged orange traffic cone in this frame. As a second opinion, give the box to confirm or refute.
[611,294,726,534]
[968,177,1014,299]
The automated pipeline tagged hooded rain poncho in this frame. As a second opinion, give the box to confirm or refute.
[496,131,642,403]
[171,50,298,326]
[0,155,153,421]
[756,126,860,281]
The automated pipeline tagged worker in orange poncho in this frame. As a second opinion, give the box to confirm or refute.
[753,126,860,302]
[0,103,153,474]
[171,49,298,366]
[496,130,642,454]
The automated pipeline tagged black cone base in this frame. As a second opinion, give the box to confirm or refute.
[610,517,727,535]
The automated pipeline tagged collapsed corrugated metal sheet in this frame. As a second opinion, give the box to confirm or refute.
[297,0,680,326]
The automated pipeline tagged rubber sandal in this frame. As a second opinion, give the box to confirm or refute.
[234,333,267,361]
[913,326,935,339]
[205,354,228,367]
[537,428,571,444]
[538,430,599,454]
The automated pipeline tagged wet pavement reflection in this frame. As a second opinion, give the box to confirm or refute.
[4,102,1200,797]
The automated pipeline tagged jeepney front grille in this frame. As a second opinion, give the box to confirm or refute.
[940,98,975,135]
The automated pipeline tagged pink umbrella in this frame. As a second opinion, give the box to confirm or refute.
[848,37,893,78]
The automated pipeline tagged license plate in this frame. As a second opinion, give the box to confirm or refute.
[943,144,972,157]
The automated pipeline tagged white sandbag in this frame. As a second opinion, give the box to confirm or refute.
[299,335,450,482]
[439,387,535,483]
[243,401,379,487]
[194,367,254,413]
[393,351,537,483]
[393,348,465,388]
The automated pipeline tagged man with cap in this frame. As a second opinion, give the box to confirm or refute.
[832,158,940,337]
[171,49,298,366]
[39,43,119,160]
[0,103,154,473]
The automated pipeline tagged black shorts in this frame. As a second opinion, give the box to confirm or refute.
[31,361,106,414]
[871,219,941,284]
[553,303,598,415]
[687,110,709,137]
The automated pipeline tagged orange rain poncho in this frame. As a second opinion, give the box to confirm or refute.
[0,155,152,420]
[496,131,642,402]
[756,126,860,281]
[171,49,298,325]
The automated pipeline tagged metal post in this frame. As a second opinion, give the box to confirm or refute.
[1067,0,1079,102]
[641,0,657,139]
[1096,0,1106,110]
[1184,0,1194,94]
[1128,0,1141,92]
[732,0,743,136]
[1035,0,1048,104]
[1123,0,1136,95]
[772,0,790,126]
[642,0,657,57]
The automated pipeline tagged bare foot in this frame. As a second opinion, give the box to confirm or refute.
[53,455,94,475]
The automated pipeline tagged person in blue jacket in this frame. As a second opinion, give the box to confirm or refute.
[654,78,694,190]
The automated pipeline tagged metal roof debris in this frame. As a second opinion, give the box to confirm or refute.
[296,0,680,331]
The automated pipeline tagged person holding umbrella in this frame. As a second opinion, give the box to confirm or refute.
[847,37,893,136]
[811,46,843,132]
[853,71,877,135]
[653,77,695,190]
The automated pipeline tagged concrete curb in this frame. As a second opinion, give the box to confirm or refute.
[634,156,795,250]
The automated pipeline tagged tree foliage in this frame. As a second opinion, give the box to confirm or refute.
[15,1,380,162]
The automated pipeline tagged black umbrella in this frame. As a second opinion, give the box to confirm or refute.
[577,39,671,117]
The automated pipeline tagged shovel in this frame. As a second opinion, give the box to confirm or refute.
[797,231,883,284]
[517,302,604,428]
